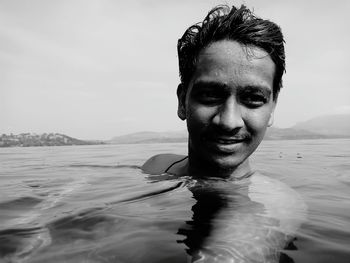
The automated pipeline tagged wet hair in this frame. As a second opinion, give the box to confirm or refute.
[177,5,285,100]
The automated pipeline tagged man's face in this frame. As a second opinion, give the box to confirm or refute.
[178,40,276,172]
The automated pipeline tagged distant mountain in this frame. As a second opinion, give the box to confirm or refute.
[7,115,346,147]
[109,131,187,144]
[291,114,350,136]
[109,126,336,145]
[0,133,104,147]
[109,114,350,144]
[264,127,330,140]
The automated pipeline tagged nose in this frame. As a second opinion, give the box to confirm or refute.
[212,96,244,131]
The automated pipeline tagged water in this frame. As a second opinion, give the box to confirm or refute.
[0,139,349,262]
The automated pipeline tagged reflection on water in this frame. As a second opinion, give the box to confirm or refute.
[178,181,229,258]
[176,178,297,263]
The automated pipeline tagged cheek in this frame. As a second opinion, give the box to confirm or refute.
[242,108,273,133]
[186,103,215,127]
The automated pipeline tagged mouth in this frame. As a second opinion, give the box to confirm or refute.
[203,135,249,153]
[214,137,246,144]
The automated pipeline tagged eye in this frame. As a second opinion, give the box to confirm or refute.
[240,93,268,107]
[194,89,225,104]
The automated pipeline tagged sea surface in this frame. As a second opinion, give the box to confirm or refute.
[0,139,349,263]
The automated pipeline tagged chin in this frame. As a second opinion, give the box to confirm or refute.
[202,152,249,171]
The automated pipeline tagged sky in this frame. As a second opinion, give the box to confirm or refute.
[1,0,349,140]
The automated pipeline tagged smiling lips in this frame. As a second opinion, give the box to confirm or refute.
[204,135,249,153]
[214,137,246,144]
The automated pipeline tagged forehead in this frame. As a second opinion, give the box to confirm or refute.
[191,40,275,90]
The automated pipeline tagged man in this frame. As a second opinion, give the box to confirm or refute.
[143,5,284,179]
[143,5,306,262]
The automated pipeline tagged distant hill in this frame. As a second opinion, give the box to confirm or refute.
[109,131,188,144]
[0,133,104,147]
[292,114,350,136]
[109,114,350,144]
[109,127,336,145]
[264,127,330,140]
[4,115,348,147]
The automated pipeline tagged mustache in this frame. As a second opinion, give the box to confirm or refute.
[201,127,251,141]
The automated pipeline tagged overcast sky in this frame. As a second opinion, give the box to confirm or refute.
[1,0,349,140]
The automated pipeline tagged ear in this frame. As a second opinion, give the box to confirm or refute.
[177,83,186,120]
[268,102,277,127]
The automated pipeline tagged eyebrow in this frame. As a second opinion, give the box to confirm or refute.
[241,85,272,97]
[192,80,272,95]
[191,81,230,94]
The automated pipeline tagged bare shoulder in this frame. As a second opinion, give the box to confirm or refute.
[142,154,187,175]
[248,173,308,234]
